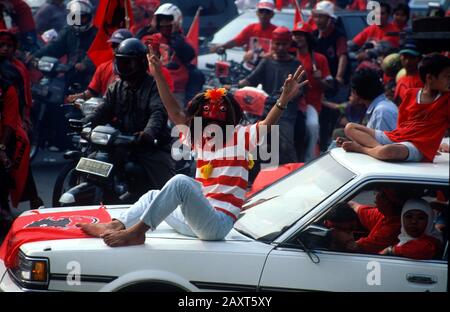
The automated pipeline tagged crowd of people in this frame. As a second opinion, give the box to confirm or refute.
[0,0,449,259]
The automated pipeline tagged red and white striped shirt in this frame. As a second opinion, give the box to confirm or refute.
[195,123,260,221]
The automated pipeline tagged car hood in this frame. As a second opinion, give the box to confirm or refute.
[15,205,253,253]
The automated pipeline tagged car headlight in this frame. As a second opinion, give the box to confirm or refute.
[9,252,49,289]
[90,132,112,145]
[38,60,55,72]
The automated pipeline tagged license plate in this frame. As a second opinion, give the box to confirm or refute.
[76,157,113,178]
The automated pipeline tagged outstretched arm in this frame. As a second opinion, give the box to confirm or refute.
[259,65,308,129]
[147,48,189,126]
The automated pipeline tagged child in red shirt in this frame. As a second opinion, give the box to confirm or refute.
[394,41,423,105]
[380,198,442,260]
[340,53,450,163]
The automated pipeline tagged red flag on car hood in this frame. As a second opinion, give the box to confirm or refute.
[87,0,134,67]
[0,207,111,268]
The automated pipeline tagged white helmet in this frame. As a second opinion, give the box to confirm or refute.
[154,3,183,27]
[312,1,336,19]
[66,0,94,32]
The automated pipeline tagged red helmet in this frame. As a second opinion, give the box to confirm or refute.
[293,21,313,34]
[272,26,292,42]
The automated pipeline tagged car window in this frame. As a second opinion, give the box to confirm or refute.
[234,154,355,241]
[303,182,449,262]
[340,16,367,40]
[211,11,294,45]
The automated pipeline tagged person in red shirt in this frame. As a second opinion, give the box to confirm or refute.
[292,21,332,161]
[0,30,43,210]
[211,0,277,64]
[394,41,423,105]
[66,29,134,102]
[341,53,450,163]
[352,2,400,49]
[380,198,442,260]
[331,186,408,254]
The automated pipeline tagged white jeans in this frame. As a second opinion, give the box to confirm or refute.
[117,174,235,240]
[305,105,319,162]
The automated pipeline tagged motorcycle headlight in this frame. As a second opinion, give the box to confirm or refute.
[10,251,49,289]
[38,60,55,72]
[90,132,112,145]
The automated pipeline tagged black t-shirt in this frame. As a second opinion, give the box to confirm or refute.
[245,57,301,95]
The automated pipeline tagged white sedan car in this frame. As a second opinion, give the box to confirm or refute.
[0,149,448,292]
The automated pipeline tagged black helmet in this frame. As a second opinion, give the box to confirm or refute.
[114,38,148,80]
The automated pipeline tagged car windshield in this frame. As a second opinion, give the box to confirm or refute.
[234,154,355,241]
[211,11,294,45]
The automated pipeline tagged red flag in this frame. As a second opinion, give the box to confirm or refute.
[276,0,283,10]
[186,7,201,66]
[293,0,304,28]
[88,0,134,67]
[0,208,112,268]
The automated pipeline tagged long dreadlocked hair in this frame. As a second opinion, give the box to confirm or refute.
[185,91,243,146]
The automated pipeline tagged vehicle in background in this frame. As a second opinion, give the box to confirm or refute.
[198,8,367,75]
[160,0,239,38]
[409,0,450,19]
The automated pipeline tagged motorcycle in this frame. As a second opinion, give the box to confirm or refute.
[51,97,104,206]
[203,51,251,89]
[30,56,83,160]
[56,121,157,207]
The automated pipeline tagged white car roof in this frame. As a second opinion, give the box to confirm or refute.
[330,148,449,182]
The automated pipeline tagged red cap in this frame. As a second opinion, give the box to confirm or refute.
[292,21,313,34]
[272,26,292,42]
[257,0,275,11]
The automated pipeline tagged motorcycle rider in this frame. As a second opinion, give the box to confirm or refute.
[0,0,39,53]
[0,30,43,210]
[29,0,97,90]
[137,3,202,105]
[82,38,175,194]
[66,28,133,102]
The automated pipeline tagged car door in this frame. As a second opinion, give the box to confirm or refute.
[258,246,447,291]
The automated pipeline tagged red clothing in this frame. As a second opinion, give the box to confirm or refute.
[394,74,423,104]
[297,51,331,113]
[393,235,441,260]
[353,23,400,48]
[348,0,367,11]
[88,59,174,95]
[12,58,32,119]
[88,60,116,96]
[157,33,189,93]
[356,205,401,254]
[0,86,20,135]
[5,0,35,33]
[385,88,450,162]
[233,23,277,53]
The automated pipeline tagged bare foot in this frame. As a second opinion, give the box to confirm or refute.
[101,229,146,247]
[336,137,350,147]
[76,220,125,237]
[342,141,364,153]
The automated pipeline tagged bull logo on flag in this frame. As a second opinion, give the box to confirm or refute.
[25,216,100,230]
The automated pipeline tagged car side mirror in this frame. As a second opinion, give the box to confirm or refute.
[297,225,332,250]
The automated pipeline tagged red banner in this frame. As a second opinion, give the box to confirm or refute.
[88,0,134,67]
[0,208,111,268]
